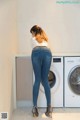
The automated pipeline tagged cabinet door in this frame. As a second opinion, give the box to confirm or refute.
[16,57,33,101]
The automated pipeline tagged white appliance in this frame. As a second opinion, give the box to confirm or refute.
[64,57,80,107]
[33,56,63,107]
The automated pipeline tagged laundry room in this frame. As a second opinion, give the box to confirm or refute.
[0,0,80,120]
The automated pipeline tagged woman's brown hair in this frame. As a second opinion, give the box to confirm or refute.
[30,25,48,43]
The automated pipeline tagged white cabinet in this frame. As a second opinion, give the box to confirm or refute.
[14,56,33,107]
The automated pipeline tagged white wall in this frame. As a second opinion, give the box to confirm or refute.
[0,0,17,119]
[17,0,80,55]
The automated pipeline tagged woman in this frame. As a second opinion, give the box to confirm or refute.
[30,25,53,118]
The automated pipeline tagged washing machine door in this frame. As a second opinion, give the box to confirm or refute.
[68,66,80,95]
[48,71,56,88]
[40,67,60,93]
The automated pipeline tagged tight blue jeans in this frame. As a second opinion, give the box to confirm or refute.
[31,46,52,107]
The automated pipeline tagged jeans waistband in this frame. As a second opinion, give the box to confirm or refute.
[33,46,48,50]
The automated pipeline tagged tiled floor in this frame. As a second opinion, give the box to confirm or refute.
[12,107,80,120]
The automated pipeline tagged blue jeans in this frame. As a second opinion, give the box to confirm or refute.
[31,46,52,107]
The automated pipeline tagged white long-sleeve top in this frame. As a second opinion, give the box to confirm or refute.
[31,37,48,49]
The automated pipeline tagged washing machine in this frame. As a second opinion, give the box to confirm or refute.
[64,57,80,107]
[33,56,63,107]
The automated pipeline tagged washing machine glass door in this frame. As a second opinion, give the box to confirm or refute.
[40,68,59,93]
[48,71,56,88]
[68,66,80,95]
